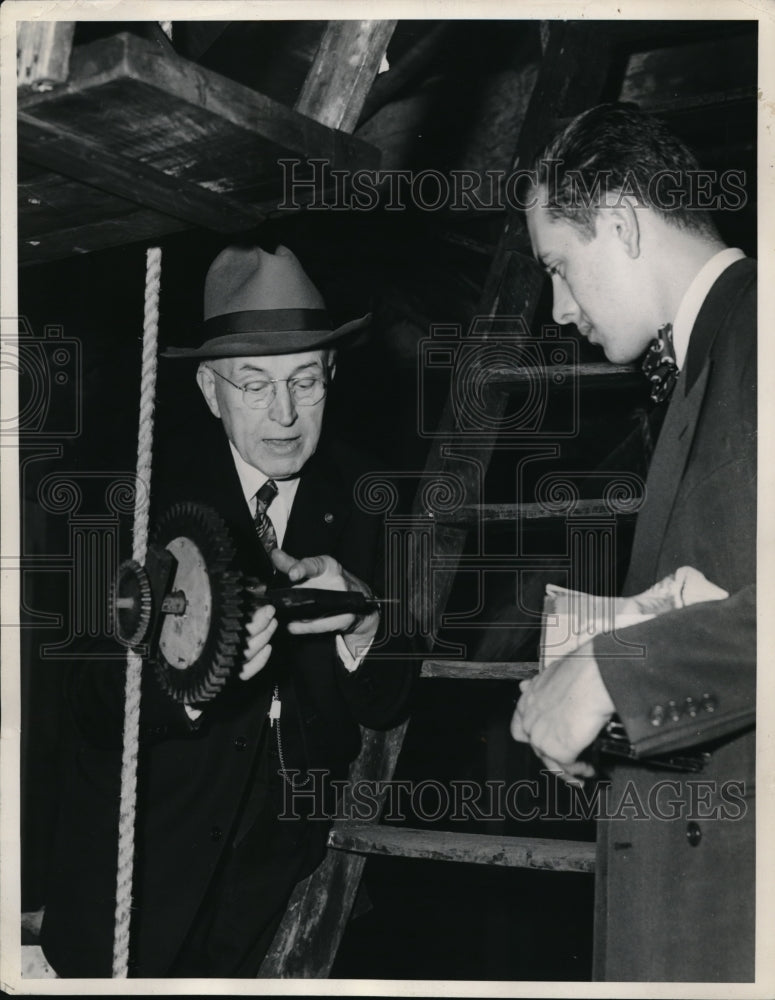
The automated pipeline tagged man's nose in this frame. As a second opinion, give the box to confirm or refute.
[268,382,297,425]
[551,278,579,327]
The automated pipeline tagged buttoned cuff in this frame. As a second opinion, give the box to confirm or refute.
[336,633,373,672]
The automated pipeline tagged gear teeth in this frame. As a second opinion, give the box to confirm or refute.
[151,503,248,706]
[115,559,153,647]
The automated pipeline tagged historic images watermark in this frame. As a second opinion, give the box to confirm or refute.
[279,158,748,213]
[278,770,748,823]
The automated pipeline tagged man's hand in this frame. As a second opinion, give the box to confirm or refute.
[271,549,380,656]
[511,641,615,785]
[240,603,277,680]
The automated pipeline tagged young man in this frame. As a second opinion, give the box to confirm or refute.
[40,245,415,977]
[512,105,755,981]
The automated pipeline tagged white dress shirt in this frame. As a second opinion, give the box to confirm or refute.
[670,247,746,370]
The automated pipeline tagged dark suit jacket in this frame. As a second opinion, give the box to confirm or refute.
[591,258,756,981]
[40,425,415,977]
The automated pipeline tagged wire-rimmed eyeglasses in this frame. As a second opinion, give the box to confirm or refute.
[208,366,329,409]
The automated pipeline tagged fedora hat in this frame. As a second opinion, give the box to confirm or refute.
[163,244,370,358]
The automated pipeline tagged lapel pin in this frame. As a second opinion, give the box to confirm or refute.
[324,512,334,524]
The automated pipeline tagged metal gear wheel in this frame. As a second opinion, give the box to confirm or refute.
[114,559,153,647]
[150,502,244,705]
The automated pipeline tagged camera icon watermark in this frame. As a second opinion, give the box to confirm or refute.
[417,316,579,441]
[1,315,82,439]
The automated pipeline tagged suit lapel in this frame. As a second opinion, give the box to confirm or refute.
[624,257,754,592]
[625,363,710,589]
[282,447,350,560]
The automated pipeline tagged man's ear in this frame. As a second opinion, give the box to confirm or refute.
[196,363,221,419]
[605,196,641,259]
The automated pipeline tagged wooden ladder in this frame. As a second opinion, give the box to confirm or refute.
[260,20,621,978]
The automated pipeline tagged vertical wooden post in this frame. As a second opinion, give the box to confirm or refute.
[17,22,75,91]
[296,21,397,132]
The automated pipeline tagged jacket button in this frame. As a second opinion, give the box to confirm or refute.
[210,826,223,842]
[234,735,248,751]
[649,705,665,727]
[701,693,718,713]
[686,821,702,847]
[667,700,681,723]
[684,696,698,718]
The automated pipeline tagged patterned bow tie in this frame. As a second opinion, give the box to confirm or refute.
[254,479,278,553]
[642,323,678,404]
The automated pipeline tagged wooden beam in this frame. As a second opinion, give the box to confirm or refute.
[18,112,264,233]
[436,499,641,526]
[329,824,596,874]
[18,31,383,259]
[296,20,397,132]
[259,723,408,978]
[17,22,75,91]
[358,23,449,124]
[481,22,614,315]
[422,659,538,680]
[19,206,188,265]
[485,362,639,385]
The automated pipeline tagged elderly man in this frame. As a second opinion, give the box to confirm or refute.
[40,245,414,977]
[512,105,755,981]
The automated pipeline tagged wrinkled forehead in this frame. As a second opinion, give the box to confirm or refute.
[216,349,331,379]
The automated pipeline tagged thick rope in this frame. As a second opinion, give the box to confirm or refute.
[112,247,161,977]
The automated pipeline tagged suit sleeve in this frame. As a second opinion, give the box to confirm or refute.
[329,468,419,730]
[335,617,419,730]
[594,584,755,756]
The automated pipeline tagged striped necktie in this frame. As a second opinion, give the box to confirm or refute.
[254,479,278,553]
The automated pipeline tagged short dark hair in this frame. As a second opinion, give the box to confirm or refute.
[532,103,718,240]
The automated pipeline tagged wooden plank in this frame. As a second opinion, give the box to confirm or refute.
[296,21,397,132]
[358,23,449,124]
[328,824,596,874]
[18,31,382,260]
[19,206,188,265]
[259,722,408,978]
[485,362,639,385]
[620,34,756,110]
[18,113,264,233]
[19,33,379,171]
[438,499,641,526]
[17,22,75,91]
[422,659,538,680]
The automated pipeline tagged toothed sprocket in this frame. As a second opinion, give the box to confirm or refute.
[150,502,244,705]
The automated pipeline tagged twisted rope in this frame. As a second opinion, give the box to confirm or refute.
[112,247,161,977]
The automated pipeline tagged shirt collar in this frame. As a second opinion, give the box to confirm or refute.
[228,441,300,513]
[670,247,745,370]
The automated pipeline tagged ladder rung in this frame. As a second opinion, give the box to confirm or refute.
[486,361,639,385]
[438,499,639,525]
[422,659,537,680]
[329,823,595,873]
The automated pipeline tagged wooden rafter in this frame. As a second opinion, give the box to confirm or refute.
[17,22,75,91]
[296,20,397,132]
[18,30,382,264]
